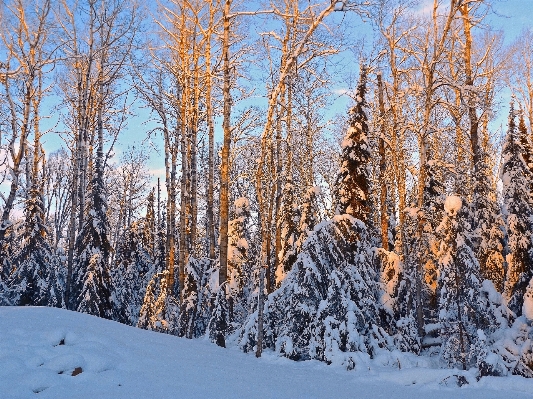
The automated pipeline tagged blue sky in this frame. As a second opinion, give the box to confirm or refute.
[3,0,533,198]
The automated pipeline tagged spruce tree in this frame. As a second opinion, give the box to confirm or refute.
[74,144,112,318]
[377,248,419,353]
[209,282,229,348]
[138,270,179,334]
[334,65,370,222]
[8,178,64,308]
[420,160,446,324]
[227,198,250,296]
[501,105,533,315]
[226,197,252,325]
[154,212,167,274]
[471,147,505,292]
[240,66,390,365]
[112,221,155,326]
[178,257,214,338]
[275,180,300,288]
[137,273,157,329]
[143,189,156,258]
[0,224,14,280]
[437,195,490,370]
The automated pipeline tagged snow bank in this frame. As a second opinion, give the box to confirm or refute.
[1,307,532,398]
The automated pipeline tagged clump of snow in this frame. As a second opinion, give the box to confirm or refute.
[522,278,533,322]
[482,279,503,305]
[405,206,419,218]
[234,197,250,215]
[341,137,354,149]
[333,1,345,11]
[444,195,462,216]
[308,186,322,195]
[501,172,512,189]
[378,249,402,314]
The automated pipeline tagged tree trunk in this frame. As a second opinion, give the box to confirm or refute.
[460,4,481,186]
[0,74,32,243]
[377,73,389,250]
[219,0,232,291]
[190,28,200,259]
[205,16,216,261]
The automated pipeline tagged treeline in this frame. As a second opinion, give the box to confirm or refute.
[1,0,533,378]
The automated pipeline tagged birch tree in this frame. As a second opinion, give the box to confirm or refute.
[58,0,139,310]
[0,0,55,248]
[403,0,465,336]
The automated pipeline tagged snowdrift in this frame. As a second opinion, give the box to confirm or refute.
[1,306,533,398]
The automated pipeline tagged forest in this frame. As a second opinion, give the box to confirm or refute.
[1,0,533,379]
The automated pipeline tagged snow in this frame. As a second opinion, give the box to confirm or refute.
[444,195,462,216]
[341,137,353,149]
[308,185,322,195]
[405,206,419,218]
[522,278,533,322]
[1,307,533,398]
[333,1,345,12]
[234,197,250,213]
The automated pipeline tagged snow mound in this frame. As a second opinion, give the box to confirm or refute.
[0,307,532,398]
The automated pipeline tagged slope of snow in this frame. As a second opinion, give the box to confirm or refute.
[1,307,532,399]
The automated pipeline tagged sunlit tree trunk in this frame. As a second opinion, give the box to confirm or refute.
[219,0,232,289]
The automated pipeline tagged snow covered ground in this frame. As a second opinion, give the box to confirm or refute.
[1,307,532,399]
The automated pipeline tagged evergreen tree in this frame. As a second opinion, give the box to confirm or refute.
[143,189,156,258]
[154,211,167,274]
[417,160,446,332]
[240,215,386,364]
[240,66,391,366]
[8,181,64,308]
[74,144,112,318]
[275,180,300,288]
[0,278,9,305]
[519,110,533,176]
[0,223,15,286]
[137,273,157,329]
[501,105,533,315]
[377,248,419,353]
[178,257,214,338]
[471,147,505,292]
[437,196,493,370]
[479,280,530,378]
[137,270,179,334]
[209,282,229,348]
[227,198,250,295]
[77,252,113,318]
[0,227,10,305]
[226,197,252,324]
[334,65,370,223]
[112,221,155,326]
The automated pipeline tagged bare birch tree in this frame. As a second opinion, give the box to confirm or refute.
[0,0,55,248]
